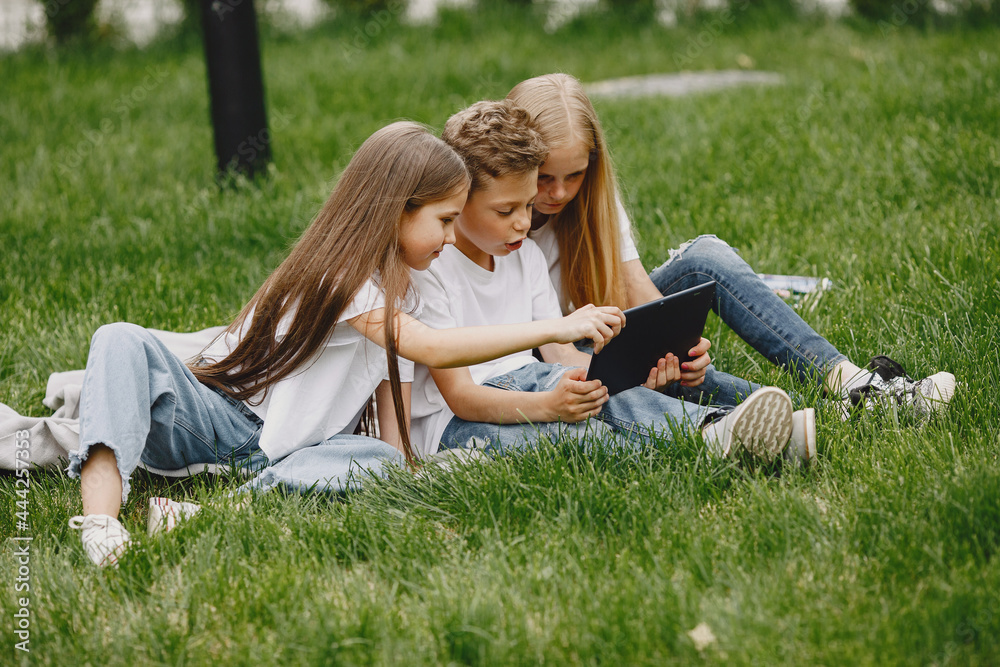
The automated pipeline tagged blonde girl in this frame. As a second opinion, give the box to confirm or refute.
[66,121,624,567]
[507,73,954,447]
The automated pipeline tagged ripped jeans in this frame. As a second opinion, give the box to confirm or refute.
[649,235,847,388]
[67,323,403,501]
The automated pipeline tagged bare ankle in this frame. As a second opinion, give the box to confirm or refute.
[80,444,124,519]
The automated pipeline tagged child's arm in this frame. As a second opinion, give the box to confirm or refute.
[430,366,607,424]
[374,380,411,455]
[623,259,666,309]
[350,304,624,369]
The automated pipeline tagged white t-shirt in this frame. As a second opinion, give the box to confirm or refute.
[528,194,640,314]
[202,280,415,461]
[409,240,563,458]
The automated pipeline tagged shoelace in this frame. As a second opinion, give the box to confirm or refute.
[69,514,128,535]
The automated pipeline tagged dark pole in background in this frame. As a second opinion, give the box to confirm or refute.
[199,0,270,179]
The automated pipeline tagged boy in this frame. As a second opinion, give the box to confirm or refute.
[410,100,796,460]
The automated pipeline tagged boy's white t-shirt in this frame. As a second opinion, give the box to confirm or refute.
[409,239,563,458]
[201,279,415,462]
[528,195,640,314]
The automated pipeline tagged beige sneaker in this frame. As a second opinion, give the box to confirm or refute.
[147,497,201,537]
[703,387,794,460]
[68,514,132,568]
[783,408,817,467]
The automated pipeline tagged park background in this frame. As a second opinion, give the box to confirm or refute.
[1,0,999,663]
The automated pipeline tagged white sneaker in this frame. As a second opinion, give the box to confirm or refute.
[783,408,816,467]
[703,387,794,461]
[68,514,132,568]
[846,356,956,420]
[147,497,201,537]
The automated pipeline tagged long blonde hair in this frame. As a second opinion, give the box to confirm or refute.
[507,73,629,310]
[192,122,469,465]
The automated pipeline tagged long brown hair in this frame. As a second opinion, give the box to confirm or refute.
[191,122,469,465]
[507,73,629,310]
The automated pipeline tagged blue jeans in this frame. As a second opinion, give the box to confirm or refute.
[66,323,403,501]
[439,363,713,454]
[649,235,847,387]
[233,438,405,496]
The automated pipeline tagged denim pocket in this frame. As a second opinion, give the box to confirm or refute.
[206,383,263,427]
[223,424,263,462]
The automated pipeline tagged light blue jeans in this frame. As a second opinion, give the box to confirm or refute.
[439,363,714,454]
[649,235,847,387]
[66,323,404,501]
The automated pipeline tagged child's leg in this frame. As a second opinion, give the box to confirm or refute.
[440,412,615,454]
[68,322,264,567]
[80,444,123,517]
[598,386,710,446]
[601,384,793,459]
[236,434,406,495]
[648,240,956,419]
[68,322,264,510]
[648,235,847,388]
[439,363,616,454]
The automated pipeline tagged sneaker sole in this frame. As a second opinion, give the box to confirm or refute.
[727,387,793,461]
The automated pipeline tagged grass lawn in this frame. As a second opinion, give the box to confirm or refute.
[1,9,999,665]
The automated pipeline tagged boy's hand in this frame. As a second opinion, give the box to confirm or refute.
[642,353,682,391]
[679,337,712,388]
[558,304,625,353]
[544,367,608,422]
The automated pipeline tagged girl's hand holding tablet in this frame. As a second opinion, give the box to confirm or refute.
[642,354,682,392]
[679,337,712,387]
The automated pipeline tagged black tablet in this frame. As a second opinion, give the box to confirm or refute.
[586,281,716,396]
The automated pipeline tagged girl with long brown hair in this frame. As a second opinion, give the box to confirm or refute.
[65,121,624,567]
[507,73,955,462]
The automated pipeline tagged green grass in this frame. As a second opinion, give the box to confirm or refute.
[2,11,999,665]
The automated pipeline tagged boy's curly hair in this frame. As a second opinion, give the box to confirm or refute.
[442,99,549,192]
